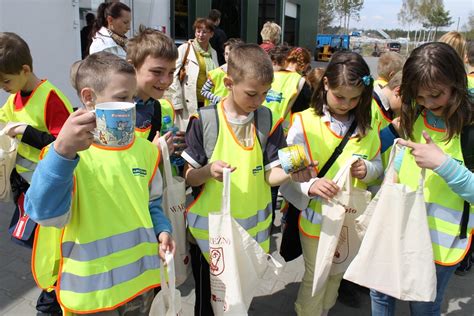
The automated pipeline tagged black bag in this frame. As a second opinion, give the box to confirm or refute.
[279,120,357,262]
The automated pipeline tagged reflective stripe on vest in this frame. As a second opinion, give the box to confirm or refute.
[187,102,272,260]
[2,80,73,179]
[204,67,228,106]
[398,113,473,265]
[50,138,161,313]
[295,110,380,238]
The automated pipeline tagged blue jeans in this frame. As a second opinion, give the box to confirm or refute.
[370,264,458,316]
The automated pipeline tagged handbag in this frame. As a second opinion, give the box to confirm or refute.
[344,141,437,301]
[279,120,358,262]
[209,168,283,315]
[0,123,21,202]
[178,42,191,84]
[158,137,190,286]
[149,252,183,316]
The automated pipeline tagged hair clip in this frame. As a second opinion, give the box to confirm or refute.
[361,75,373,87]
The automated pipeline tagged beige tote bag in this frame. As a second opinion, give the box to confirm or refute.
[344,141,437,302]
[0,123,22,202]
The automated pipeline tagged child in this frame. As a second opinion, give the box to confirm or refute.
[306,67,325,92]
[183,43,314,315]
[201,38,244,106]
[285,47,312,75]
[24,51,175,314]
[438,31,467,61]
[374,51,404,88]
[287,51,382,316]
[0,32,73,315]
[371,42,473,315]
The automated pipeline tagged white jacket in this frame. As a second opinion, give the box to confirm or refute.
[168,40,218,130]
[89,27,126,59]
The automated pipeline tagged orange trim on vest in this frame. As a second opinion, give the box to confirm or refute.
[221,102,256,151]
[91,136,136,151]
[422,111,446,133]
[13,80,47,112]
[435,229,474,267]
[298,213,320,239]
[373,95,393,123]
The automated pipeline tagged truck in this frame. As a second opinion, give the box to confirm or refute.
[315,34,350,61]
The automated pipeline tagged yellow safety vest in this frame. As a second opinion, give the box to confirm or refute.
[296,110,380,238]
[187,102,272,260]
[374,78,387,88]
[134,99,175,139]
[0,80,73,182]
[468,74,474,95]
[32,225,63,290]
[39,138,162,313]
[370,94,392,176]
[263,70,302,133]
[204,67,228,106]
[398,113,473,266]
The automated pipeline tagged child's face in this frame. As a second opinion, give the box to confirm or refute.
[224,46,231,63]
[135,56,176,100]
[226,76,271,115]
[0,67,29,94]
[415,84,452,117]
[325,79,363,120]
[83,72,136,111]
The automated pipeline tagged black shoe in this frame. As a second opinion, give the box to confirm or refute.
[455,253,472,276]
[338,280,361,308]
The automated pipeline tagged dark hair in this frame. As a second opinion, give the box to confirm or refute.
[400,42,473,141]
[193,18,215,33]
[127,26,178,68]
[0,32,33,75]
[268,45,291,67]
[92,1,131,34]
[71,51,135,95]
[85,13,95,25]
[227,43,273,85]
[208,9,221,22]
[311,51,373,138]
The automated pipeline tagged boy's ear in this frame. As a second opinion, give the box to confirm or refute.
[21,65,32,75]
[223,76,233,90]
[80,88,96,110]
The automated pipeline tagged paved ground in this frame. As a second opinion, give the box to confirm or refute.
[1,200,473,316]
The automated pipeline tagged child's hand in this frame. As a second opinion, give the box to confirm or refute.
[290,160,319,182]
[209,160,236,181]
[308,178,339,200]
[54,109,96,159]
[4,123,27,137]
[398,131,447,170]
[351,158,367,179]
[158,232,176,260]
[152,131,174,154]
[174,131,187,155]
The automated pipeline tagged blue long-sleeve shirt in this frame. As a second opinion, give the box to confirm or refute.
[24,143,171,236]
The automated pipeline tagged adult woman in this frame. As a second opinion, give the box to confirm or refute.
[259,21,281,53]
[89,2,131,59]
[169,18,218,129]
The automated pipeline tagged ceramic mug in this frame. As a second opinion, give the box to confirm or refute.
[93,102,136,147]
[278,144,310,174]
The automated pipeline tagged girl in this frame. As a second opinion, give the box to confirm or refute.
[89,1,131,59]
[371,42,474,315]
[287,51,382,316]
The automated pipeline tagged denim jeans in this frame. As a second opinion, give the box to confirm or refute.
[370,264,458,316]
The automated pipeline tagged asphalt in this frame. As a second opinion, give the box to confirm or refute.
[0,200,473,316]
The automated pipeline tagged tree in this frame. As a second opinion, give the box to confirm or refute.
[426,5,453,39]
[334,0,364,34]
[461,11,474,40]
[318,0,335,34]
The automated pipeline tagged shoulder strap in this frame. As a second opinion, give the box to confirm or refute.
[178,42,192,75]
[147,99,162,142]
[254,106,273,151]
[199,104,220,159]
[318,119,358,178]
[459,123,473,239]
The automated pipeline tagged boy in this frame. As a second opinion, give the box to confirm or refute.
[201,38,244,106]
[24,52,174,315]
[0,32,72,315]
[372,70,402,131]
[183,44,314,315]
[374,51,404,88]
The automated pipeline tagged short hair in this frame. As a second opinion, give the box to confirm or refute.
[377,52,405,82]
[127,26,178,68]
[227,43,273,85]
[208,9,221,22]
[467,41,474,66]
[0,32,33,75]
[439,31,467,61]
[223,38,244,51]
[268,45,291,67]
[193,18,215,33]
[70,51,135,96]
[386,70,402,90]
[260,21,281,44]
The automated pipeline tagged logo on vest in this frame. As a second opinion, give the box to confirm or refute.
[452,158,463,165]
[265,90,284,103]
[209,247,225,276]
[132,168,147,177]
[352,153,368,160]
[252,165,263,175]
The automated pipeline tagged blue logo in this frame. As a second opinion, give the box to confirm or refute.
[132,168,147,177]
[265,90,284,103]
[252,165,263,175]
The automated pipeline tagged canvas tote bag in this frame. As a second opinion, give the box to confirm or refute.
[0,123,22,202]
[311,157,371,295]
[149,252,183,316]
[159,137,190,286]
[209,168,283,315]
[344,141,437,302]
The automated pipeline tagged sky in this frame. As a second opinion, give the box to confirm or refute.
[349,0,473,30]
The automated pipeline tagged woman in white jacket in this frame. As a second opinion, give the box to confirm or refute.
[89,2,131,59]
[169,18,218,129]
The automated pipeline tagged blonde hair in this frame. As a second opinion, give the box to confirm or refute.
[377,52,404,82]
[386,70,402,90]
[227,43,273,85]
[438,31,467,61]
[260,22,281,44]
